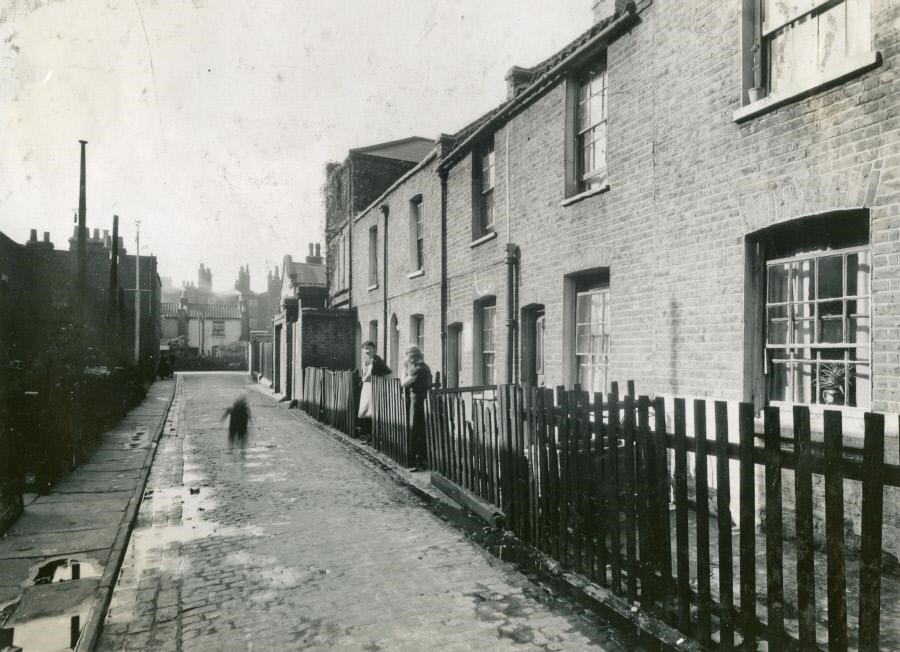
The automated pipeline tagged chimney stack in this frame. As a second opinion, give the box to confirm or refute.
[43,231,50,243]
[29,229,37,243]
[305,243,323,265]
[592,0,630,24]
[505,66,536,100]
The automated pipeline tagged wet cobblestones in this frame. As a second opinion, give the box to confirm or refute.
[97,373,627,651]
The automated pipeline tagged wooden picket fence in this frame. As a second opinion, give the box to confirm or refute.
[371,376,411,467]
[300,367,358,436]
[427,382,898,650]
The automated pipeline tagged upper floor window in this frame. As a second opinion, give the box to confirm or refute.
[212,320,226,337]
[368,225,378,287]
[576,64,608,193]
[471,141,496,238]
[763,0,871,97]
[409,196,424,271]
[735,0,877,119]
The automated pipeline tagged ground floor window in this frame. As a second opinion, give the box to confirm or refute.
[474,298,496,386]
[746,210,871,409]
[410,314,425,353]
[575,283,610,394]
[766,247,870,407]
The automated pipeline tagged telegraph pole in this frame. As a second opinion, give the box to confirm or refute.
[134,220,141,365]
[77,141,87,329]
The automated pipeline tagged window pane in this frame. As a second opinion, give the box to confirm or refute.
[817,255,843,298]
[768,263,789,303]
[793,318,814,345]
[791,259,815,302]
[792,362,815,403]
[768,360,788,401]
[818,2,847,70]
[764,0,819,32]
[576,293,592,324]
[768,319,788,344]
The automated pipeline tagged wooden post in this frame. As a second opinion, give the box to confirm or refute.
[653,396,674,624]
[738,402,757,648]
[824,410,848,651]
[673,398,691,633]
[693,399,711,643]
[763,406,784,650]
[858,412,885,651]
[794,405,816,650]
[622,394,638,602]
[607,391,621,595]
[715,401,734,651]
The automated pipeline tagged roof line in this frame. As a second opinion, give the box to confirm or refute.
[439,4,637,171]
[352,149,439,224]
[349,135,433,154]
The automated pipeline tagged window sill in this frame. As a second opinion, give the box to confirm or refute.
[469,231,498,248]
[733,51,881,123]
[561,184,610,207]
[367,283,379,292]
[407,269,424,279]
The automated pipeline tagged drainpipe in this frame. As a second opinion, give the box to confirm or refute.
[380,205,389,357]
[439,169,448,384]
[505,243,519,384]
[503,128,518,385]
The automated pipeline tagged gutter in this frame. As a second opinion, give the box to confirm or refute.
[438,2,637,172]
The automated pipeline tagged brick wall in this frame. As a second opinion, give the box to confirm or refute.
[298,309,357,373]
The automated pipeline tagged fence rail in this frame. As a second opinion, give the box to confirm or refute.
[427,383,899,650]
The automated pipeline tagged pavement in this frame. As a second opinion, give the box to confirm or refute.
[0,377,176,652]
[94,372,629,651]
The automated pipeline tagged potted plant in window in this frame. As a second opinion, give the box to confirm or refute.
[818,362,855,405]
[748,41,766,103]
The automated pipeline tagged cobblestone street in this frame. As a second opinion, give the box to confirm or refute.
[96,373,627,651]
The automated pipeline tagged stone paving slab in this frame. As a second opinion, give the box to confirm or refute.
[0,377,176,651]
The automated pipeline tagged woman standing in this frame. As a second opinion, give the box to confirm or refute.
[357,340,390,442]
[401,345,432,470]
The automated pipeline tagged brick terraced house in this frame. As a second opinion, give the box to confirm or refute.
[322,0,900,550]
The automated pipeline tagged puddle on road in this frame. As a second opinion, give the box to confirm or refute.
[0,556,103,651]
[33,558,101,585]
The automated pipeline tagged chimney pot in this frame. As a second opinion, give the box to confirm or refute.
[315,243,320,257]
[29,229,37,242]
[43,232,50,243]
[308,243,314,256]
[92,228,100,240]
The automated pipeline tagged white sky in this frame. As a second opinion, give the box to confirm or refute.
[0,0,591,292]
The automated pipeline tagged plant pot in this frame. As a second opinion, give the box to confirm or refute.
[823,389,837,405]
[748,86,765,103]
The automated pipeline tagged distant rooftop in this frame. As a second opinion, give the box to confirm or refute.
[350,136,434,164]
[161,302,242,320]
[285,260,326,287]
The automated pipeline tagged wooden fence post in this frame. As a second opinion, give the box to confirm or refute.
[693,399,711,643]
[793,405,816,650]
[824,410,848,651]
[714,401,734,651]
[738,402,757,648]
[763,406,784,650]
[858,412,885,651]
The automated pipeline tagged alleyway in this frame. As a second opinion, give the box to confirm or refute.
[97,373,627,651]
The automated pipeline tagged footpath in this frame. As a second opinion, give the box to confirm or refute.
[0,377,176,652]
